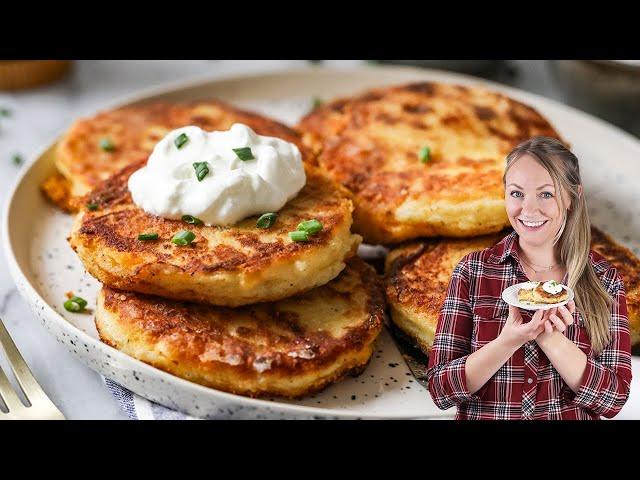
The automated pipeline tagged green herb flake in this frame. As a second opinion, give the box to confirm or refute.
[256,212,277,229]
[233,147,254,161]
[289,230,310,242]
[0,107,10,117]
[192,162,210,182]
[138,233,159,241]
[100,138,115,152]
[297,219,323,235]
[63,296,88,313]
[12,154,23,166]
[171,230,196,246]
[419,146,431,164]
[174,133,189,149]
[182,214,203,225]
[312,97,324,109]
[87,203,99,211]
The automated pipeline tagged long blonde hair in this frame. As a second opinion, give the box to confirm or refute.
[504,136,612,355]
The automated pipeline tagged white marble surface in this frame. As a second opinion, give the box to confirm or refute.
[0,60,637,419]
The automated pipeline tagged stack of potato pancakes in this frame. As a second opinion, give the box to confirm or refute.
[44,82,640,399]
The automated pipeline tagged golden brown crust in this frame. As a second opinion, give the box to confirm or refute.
[46,100,312,211]
[385,227,640,353]
[40,172,77,212]
[95,258,385,398]
[298,82,563,244]
[69,161,361,306]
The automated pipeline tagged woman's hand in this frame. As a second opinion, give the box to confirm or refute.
[535,300,576,348]
[498,305,547,350]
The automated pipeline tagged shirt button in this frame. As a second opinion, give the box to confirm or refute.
[527,378,533,384]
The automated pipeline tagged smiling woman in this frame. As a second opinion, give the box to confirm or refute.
[425,136,633,420]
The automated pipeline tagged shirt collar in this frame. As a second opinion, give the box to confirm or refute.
[490,231,570,284]
[488,230,520,264]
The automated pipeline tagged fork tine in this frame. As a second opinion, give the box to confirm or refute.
[0,317,62,415]
[0,364,24,413]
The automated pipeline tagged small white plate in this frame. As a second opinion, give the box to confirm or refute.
[502,283,574,311]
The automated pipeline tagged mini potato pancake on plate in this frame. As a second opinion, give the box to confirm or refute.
[514,281,570,305]
[69,161,361,307]
[95,258,385,399]
[43,100,309,211]
[298,82,562,245]
[384,227,640,354]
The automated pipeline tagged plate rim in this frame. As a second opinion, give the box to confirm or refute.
[4,64,640,419]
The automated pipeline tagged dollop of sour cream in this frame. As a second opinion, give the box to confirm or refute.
[128,124,306,226]
[542,280,563,295]
[520,281,539,290]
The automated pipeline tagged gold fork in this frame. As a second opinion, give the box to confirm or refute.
[0,317,65,420]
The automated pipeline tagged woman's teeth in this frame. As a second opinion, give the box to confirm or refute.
[520,219,547,228]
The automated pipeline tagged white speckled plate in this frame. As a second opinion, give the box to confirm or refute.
[4,67,640,419]
[502,283,574,311]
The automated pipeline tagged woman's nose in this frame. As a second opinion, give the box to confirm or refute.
[521,196,539,216]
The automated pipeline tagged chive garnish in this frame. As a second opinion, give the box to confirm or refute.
[12,154,23,166]
[138,233,159,241]
[256,212,277,229]
[171,230,196,246]
[63,296,88,313]
[182,214,203,225]
[0,107,10,117]
[233,147,254,161]
[87,203,99,211]
[419,145,431,164]
[175,133,189,149]
[297,219,323,235]
[289,231,309,242]
[100,138,115,152]
[192,162,210,182]
[312,97,323,109]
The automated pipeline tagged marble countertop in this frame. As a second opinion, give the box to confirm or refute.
[0,60,638,419]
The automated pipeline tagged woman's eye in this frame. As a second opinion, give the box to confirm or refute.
[540,191,554,199]
[510,191,523,198]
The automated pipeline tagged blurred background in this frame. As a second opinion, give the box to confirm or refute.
[1,60,639,179]
[0,59,638,419]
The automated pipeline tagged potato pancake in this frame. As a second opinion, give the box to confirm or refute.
[95,258,384,399]
[298,82,562,244]
[69,161,360,307]
[385,227,640,353]
[43,100,309,211]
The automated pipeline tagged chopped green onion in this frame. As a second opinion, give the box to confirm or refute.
[174,133,189,149]
[289,230,309,242]
[256,212,277,229]
[171,230,196,246]
[138,233,159,241]
[63,296,87,313]
[12,154,23,166]
[233,147,254,161]
[0,107,10,117]
[312,97,323,109]
[192,162,210,182]
[182,214,203,225]
[419,145,431,164]
[100,138,115,152]
[87,203,99,211]
[297,219,323,235]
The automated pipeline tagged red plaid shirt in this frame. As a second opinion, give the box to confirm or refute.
[426,231,632,420]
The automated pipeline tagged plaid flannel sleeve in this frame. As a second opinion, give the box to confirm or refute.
[426,255,483,410]
[569,272,633,418]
